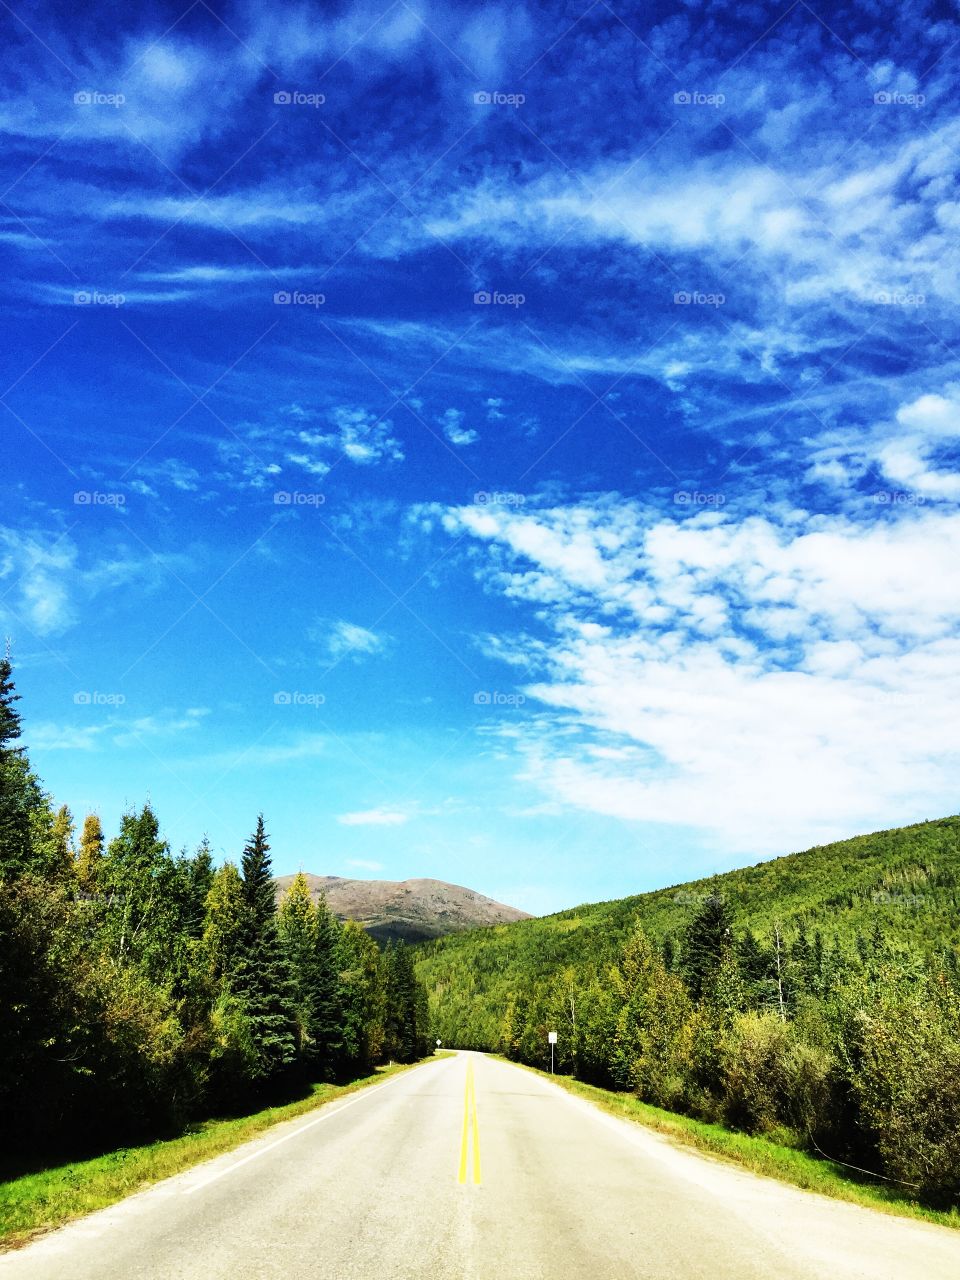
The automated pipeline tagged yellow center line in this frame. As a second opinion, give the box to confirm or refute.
[457,1060,482,1185]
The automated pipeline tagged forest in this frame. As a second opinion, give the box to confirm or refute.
[417,820,960,1203]
[0,655,432,1170]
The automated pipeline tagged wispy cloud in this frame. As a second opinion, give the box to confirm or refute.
[446,496,960,855]
[316,618,387,663]
[438,407,478,446]
[337,808,410,826]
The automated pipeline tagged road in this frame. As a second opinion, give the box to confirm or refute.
[3,1051,960,1279]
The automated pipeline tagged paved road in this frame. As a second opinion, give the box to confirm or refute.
[4,1051,960,1279]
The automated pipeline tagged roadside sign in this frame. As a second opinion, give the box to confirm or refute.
[548,1031,557,1044]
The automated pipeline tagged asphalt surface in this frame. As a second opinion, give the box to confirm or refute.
[4,1050,960,1279]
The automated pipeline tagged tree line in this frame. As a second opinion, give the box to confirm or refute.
[490,894,960,1204]
[0,656,431,1168]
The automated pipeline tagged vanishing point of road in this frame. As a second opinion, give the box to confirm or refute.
[3,1051,959,1280]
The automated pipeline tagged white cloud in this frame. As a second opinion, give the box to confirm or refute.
[318,619,386,663]
[291,406,404,475]
[806,387,960,503]
[30,706,210,753]
[0,526,187,639]
[346,858,386,872]
[0,528,77,635]
[337,808,410,826]
[438,407,478,446]
[877,391,960,499]
[446,498,960,856]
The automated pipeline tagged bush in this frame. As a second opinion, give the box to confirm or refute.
[720,1012,835,1139]
[845,983,960,1203]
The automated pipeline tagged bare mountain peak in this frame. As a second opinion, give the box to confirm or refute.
[273,872,531,945]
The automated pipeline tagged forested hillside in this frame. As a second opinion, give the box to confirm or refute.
[416,817,960,1203]
[0,656,431,1172]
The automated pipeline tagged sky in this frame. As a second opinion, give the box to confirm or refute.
[3,0,960,915]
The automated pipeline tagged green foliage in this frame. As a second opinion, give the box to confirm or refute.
[384,942,431,1063]
[0,656,48,879]
[337,920,386,1070]
[415,815,960,1204]
[76,813,105,895]
[227,818,298,1085]
[0,656,431,1172]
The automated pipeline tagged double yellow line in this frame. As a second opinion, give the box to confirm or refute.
[457,1059,482,1185]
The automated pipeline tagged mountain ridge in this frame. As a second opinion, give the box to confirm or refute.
[273,872,531,944]
[414,813,960,1046]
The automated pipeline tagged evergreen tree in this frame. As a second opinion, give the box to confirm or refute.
[278,872,318,1058]
[233,817,297,1084]
[681,892,735,1001]
[101,803,179,978]
[384,942,427,1063]
[181,837,214,938]
[311,895,344,1076]
[737,927,769,1006]
[336,920,386,1069]
[76,813,105,895]
[0,653,43,877]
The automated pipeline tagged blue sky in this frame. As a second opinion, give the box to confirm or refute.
[4,0,960,914]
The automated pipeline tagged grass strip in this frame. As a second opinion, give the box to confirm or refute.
[502,1058,960,1231]
[0,1054,451,1251]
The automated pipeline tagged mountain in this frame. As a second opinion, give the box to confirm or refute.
[273,872,531,944]
[414,814,960,1047]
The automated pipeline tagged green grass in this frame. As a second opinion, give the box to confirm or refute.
[504,1059,960,1232]
[0,1054,451,1251]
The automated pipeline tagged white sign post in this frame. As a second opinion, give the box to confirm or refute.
[436,1039,442,1050]
[548,1030,558,1074]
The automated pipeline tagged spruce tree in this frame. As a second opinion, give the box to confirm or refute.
[384,942,425,1063]
[311,895,344,1075]
[0,653,42,877]
[681,891,735,1001]
[182,837,214,938]
[233,817,297,1084]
